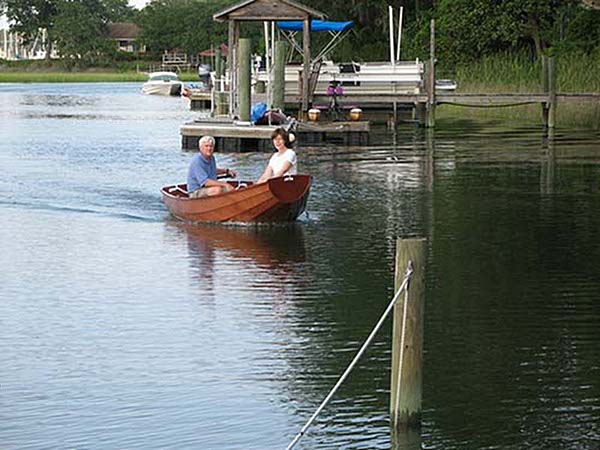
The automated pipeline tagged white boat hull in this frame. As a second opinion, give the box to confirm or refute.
[141,81,183,96]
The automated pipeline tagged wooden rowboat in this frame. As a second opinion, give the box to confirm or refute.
[161,174,311,223]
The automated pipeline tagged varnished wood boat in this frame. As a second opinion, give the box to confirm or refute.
[161,174,311,223]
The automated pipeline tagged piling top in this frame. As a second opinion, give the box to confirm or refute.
[213,0,325,22]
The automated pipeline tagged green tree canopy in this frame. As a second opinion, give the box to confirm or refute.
[137,0,230,55]
[1,0,132,63]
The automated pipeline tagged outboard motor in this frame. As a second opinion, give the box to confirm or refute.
[197,64,212,90]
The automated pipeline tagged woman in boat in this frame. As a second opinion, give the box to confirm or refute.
[187,135,236,197]
[257,128,297,183]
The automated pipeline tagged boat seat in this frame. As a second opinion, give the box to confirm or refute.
[169,186,189,196]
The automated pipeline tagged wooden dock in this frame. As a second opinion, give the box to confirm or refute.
[187,90,212,110]
[180,119,369,151]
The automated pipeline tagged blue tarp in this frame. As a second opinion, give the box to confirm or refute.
[277,20,354,33]
[251,102,268,124]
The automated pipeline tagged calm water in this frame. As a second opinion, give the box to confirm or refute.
[1,83,598,450]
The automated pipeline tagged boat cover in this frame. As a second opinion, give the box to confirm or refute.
[277,20,354,33]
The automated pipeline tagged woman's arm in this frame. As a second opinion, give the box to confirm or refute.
[271,160,292,178]
[257,166,273,184]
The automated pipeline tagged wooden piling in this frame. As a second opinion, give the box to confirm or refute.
[391,238,426,429]
[541,55,549,127]
[426,19,436,128]
[238,38,251,122]
[547,56,556,128]
[541,55,557,128]
[273,40,286,111]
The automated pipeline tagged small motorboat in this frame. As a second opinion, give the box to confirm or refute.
[161,175,311,223]
[141,71,184,96]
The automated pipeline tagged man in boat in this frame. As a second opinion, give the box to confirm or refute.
[187,136,237,198]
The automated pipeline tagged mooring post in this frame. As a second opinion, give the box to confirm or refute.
[426,19,436,128]
[273,40,286,111]
[391,238,426,429]
[238,38,251,122]
[548,56,556,128]
[541,55,549,127]
[541,128,556,195]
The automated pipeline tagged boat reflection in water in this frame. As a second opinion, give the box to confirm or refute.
[168,221,307,293]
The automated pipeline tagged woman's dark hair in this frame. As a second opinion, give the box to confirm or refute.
[271,127,292,147]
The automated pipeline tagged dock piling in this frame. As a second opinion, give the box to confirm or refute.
[391,238,426,429]
[273,41,286,111]
[548,56,557,128]
[425,19,436,128]
[238,38,251,122]
[541,55,557,128]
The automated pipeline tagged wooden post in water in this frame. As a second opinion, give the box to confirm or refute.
[548,56,556,128]
[541,55,549,127]
[273,40,286,111]
[238,38,251,122]
[542,56,556,128]
[426,19,436,128]
[391,238,426,429]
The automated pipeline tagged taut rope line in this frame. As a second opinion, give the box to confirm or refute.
[285,262,414,450]
[393,270,411,424]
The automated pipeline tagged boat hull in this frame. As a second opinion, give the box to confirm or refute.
[161,175,311,223]
[141,81,183,96]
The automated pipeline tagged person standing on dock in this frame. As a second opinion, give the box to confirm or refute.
[187,136,236,198]
[257,128,297,183]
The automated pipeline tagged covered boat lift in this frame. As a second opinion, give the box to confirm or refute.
[213,0,326,116]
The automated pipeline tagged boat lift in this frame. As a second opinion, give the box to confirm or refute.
[276,20,354,65]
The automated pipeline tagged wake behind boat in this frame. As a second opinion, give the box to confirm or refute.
[141,71,184,96]
[161,175,311,223]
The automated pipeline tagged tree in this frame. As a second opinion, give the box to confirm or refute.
[1,0,59,61]
[53,0,131,65]
[138,0,230,55]
[1,0,132,64]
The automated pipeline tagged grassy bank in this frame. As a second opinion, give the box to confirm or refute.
[440,51,600,129]
[0,71,146,82]
[0,69,200,83]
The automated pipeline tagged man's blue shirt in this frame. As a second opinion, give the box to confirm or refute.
[187,153,217,193]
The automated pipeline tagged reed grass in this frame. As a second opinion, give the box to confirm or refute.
[0,71,147,82]
[443,51,600,129]
[0,69,199,83]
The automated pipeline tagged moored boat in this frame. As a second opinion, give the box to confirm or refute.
[141,71,184,96]
[161,175,311,223]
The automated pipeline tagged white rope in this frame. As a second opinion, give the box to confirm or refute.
[285,262,414,450]
[393,280,411,423]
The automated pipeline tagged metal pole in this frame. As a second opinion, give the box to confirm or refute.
[389,5,395,66]
[396,7,404,62]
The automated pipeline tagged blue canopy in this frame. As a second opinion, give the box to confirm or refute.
[277,20,354,33]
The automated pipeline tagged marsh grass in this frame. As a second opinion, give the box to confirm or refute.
[0,69,201,83]
[444,51,600,129]
[0,71,147,82]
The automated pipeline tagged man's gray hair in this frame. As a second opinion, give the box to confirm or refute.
[199,135,215,147]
